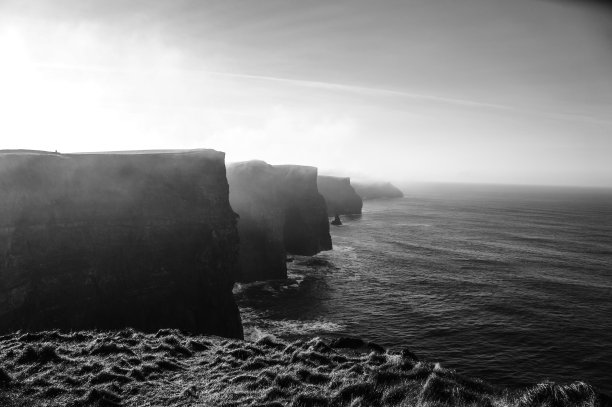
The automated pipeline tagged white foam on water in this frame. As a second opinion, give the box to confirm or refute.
[241,306,345,341]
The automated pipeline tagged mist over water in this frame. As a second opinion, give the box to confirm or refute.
[235,183,612,394]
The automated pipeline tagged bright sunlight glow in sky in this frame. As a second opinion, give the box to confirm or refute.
[0,0,611,186]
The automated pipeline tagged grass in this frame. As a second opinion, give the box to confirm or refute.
[0,329,608,406]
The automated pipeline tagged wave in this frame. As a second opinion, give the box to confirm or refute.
[236,188,612,394]
[240,306,345,341]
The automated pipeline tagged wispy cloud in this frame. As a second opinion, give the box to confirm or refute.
[199,71,612,126]
[37,61,612,126]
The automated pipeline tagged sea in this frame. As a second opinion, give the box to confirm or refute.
[234,183,612,395]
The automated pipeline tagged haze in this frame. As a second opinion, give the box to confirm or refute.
[1,0,611,187]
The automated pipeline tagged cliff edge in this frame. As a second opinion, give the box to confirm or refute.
[0,149,243,339]
[317,175,363,216]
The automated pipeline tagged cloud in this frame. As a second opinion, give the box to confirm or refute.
[169,70,612,126]
[1,0,611,186]
[205,105,358,166]
[27,58,612,127]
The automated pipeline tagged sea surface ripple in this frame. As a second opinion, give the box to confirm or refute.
[235,183,612,394]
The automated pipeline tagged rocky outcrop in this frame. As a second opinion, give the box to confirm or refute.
[353,181,404,200]
[317,175,363,216]
[227,161,287,282]
[227,161,332,282]
[0,149,243,339]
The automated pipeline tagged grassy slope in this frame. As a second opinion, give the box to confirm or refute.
[0,330,607,407]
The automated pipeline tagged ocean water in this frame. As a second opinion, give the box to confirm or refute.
[235,183,612,394]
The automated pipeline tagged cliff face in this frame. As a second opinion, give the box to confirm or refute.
[317,175,363,216]
[227,161,287,283]
[227,162,332,282]
[0,149,243,339]
[274,165,332,256]
[353,181,404,200]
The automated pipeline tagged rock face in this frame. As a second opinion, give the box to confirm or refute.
[317,175,363,216]
[227,161,332,282]
[353,181,404,200]
[331,215,342,226]
[0,149,243,339]
[227,161,286,282]
[276,165,332,256]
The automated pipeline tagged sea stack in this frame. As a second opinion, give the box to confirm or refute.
[331,214,342,226]
[317,175,363,216]
[0,149,243,339]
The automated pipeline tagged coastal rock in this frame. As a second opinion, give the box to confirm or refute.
[353,181,404,200]
[331,214,342,226]
[0,149,242,339]
[275,165,332,256]
[227,161,332,282]
[227,161,287,282]
[317,175,363,216]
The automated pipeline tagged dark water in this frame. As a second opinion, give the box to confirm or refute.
[235,183,612,394]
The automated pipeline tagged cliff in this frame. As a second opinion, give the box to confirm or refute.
[353,181,404,200]
[227,161,332,282]
[0,149,243,339]
[227,161,287,282]
[317,175,363,216]
[273,165,332,256]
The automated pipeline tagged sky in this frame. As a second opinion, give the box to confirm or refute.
[0,0,611,187]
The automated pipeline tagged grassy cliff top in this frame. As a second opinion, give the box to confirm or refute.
[0,330,606,407]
